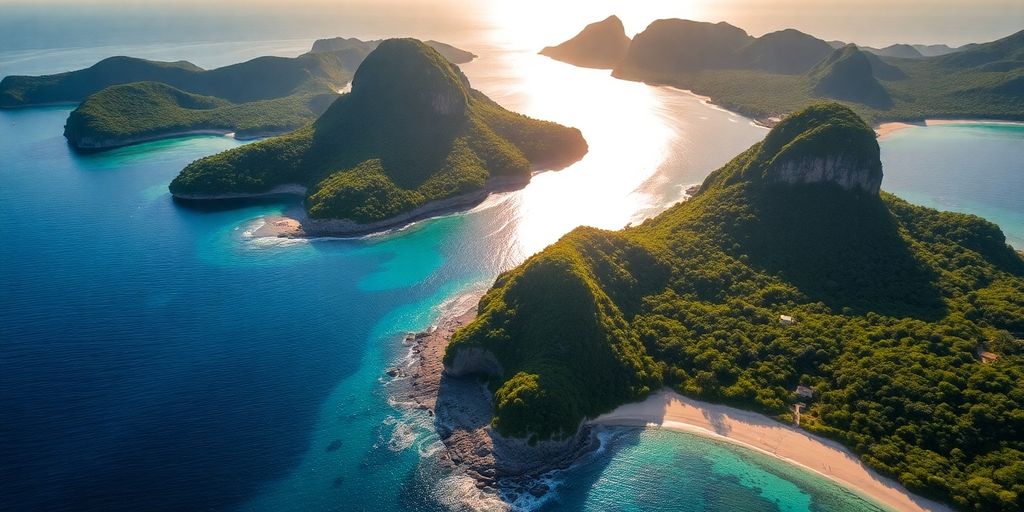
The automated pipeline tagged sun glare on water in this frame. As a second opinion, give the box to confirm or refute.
[481,0,704,49]
[459,46,676,260]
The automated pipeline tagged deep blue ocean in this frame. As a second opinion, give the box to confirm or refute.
[1,16,1021,512]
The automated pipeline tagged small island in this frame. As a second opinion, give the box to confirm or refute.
[0,37,476,150]
[169,38,587,236]
[542,17,1024,125]
[441,104,1024,511]
[539,15,631,69]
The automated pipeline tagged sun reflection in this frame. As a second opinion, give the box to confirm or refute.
[462,47,674,258]
[480,0,704,49]
[454,7,768,271]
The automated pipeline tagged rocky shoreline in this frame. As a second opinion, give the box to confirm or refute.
[387,299,602,500]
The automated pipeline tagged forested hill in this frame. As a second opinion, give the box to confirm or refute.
[445,103,1024,511]
[0,52,353,108]
[543,16,1024,123]
[170,39,587,227]
[0,37,476,109]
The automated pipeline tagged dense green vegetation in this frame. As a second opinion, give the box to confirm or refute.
[170,39,586,224]
[1,51,355,149]
[809,46,892,109]
[63,82,335,147]
[4,37,474,149]
[0,52,354,107]
[539,15,631,70]
[446,104,1024,511]
[599,19,1024,123]
[738,28,835,74]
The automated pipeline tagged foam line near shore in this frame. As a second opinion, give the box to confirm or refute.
[876,119,1024,139]
[591,390,954,512]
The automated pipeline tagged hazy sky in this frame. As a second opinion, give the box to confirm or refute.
[0,0,1020,49]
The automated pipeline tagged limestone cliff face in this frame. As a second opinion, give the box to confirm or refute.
[767,153,882,194]
[444,347,504,378]
[744,103,884,196]
[429,86,466,116]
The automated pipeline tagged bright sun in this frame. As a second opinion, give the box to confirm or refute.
[481,0,704,48]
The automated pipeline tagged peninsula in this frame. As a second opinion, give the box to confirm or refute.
[443,103,1024,511]
[542,17,1024,125]
[169,39,587,235]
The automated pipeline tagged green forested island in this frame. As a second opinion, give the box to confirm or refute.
[542,17,1024,124]
[0,38,475,149]
[62,81,340,147]
[444,104,1024,511]
[169,39,586,233]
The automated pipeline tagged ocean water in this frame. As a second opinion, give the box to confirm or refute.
[880,123,1024,248]
[2,21,1022,512]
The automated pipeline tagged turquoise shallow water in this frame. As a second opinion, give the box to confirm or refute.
[1,35,1021,512]
[881,123,1024,248]
[553,429,889,512]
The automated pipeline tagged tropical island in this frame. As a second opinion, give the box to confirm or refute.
[441,104,1024,511]
[169,38,587,236]
[541,17,1024,125]
[0,38,475,150]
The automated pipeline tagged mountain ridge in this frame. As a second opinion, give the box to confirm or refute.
[549,17,1024,123]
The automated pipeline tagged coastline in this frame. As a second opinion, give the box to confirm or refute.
[173,183,308,201]
[67,127,288,151]
[591,390,954,512]
[610,67,1024,140]
[389,292,953,510]
[246,175,535,239]
[876,119,1024,139]
[389,295,599,500]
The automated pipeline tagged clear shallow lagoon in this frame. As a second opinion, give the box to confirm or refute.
[880,123,1024,248]
[1,33,1021,512]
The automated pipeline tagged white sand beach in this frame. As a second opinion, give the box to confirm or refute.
[591,390,954,512]
[876,119,1024,139]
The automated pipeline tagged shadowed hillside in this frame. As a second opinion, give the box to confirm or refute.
[539,15,631,69]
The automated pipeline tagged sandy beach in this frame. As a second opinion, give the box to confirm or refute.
[876,119,1024,139]
[398,298,958,510]
[252,215,304,238]
[591,390,953,512]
